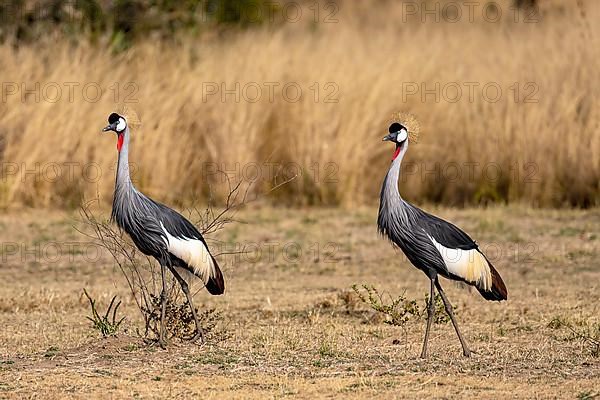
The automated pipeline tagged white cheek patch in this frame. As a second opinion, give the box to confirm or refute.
[116,118,127,132]
[397,128,408,142]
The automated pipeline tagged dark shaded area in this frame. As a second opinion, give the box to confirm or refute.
[0,0,281,46]
[513,0,537,10]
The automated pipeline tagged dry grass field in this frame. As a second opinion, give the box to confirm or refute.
[0,0,599,209]
[0,206,598,398]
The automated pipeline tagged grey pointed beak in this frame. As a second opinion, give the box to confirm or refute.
[102,123,115,132]
[383,132,396,142]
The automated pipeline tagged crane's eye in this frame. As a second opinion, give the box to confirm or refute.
[388,122,402,134]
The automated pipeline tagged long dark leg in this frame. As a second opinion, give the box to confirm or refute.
[159,263,168,348]
[435,278,471,357]
[420,278,436,359]
[169,267,204,344]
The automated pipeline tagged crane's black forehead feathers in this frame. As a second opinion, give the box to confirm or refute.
[108,113,122,124]
[388,122,406,134]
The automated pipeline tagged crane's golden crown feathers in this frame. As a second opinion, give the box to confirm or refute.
[118,105,142,130]
[388,111,420,144]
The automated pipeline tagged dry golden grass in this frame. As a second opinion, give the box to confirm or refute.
[0,206,598,398]
[0,0,598,209]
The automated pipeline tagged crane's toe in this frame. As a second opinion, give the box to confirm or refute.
[187,330,204,344]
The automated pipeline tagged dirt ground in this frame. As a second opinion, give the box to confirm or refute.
[0,206,598,399]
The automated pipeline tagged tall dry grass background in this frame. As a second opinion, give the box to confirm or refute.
[0,0,598,209]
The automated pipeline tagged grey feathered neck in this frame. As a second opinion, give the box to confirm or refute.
[112,126,137,223]
[378,142,410,234]
[115,127,132,190]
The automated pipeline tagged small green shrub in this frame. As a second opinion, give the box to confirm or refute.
[351,284,420,326]
[352,284,453,326]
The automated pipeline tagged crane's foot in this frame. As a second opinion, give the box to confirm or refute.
[158,337,167,349]
[185,316,205,344]
[187,328,204,344]
[186,302,205,344]
[149,331,168,349]
[462,347,472,357]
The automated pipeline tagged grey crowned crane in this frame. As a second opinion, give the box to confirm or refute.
[102,113,224,347]
[377,120,507,358]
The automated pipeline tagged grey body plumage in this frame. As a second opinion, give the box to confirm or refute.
[378,160,448,280]
[377,122,507,358]
[103,113,224,345]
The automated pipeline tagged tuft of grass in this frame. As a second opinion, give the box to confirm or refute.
[548,316,600,357]
[83,289,125,337]
[122,344,139,352]
[318,341,337,358]
[196,352,239,368]
[577,391,598,400]
[43,346,60,358]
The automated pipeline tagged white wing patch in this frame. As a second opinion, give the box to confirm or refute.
[427,234,491,290]
[160,222,215,283]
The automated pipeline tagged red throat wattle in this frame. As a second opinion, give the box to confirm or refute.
[117,134,124,152]
[392,145,402,160]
